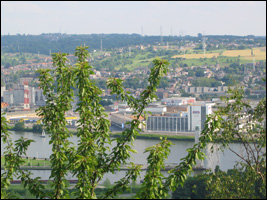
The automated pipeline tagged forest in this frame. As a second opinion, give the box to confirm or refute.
[1,33,266,55]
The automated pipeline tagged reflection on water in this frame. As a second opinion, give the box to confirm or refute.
[1,131,247,181]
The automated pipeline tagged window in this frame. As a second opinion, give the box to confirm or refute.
[185,118,188,132]
[177,117,181,132]
[181,118,185,132]
[147,117,151,130]
[162,117,166,131]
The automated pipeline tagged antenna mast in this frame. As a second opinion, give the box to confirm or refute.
[253,57,256,71]
[203,32,206,57]
[160,25,163,45]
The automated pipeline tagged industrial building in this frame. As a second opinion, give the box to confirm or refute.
[161,97,195,106]
[2,83,38,110]
[146,102,214,133]
[110,100,214,133]
[110,113,145,130]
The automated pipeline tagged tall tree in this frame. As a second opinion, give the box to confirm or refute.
[200,87,266,199]
[4,45,257,199]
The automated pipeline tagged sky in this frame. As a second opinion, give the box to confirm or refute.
[1,1,266,36]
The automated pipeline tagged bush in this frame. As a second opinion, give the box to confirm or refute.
[13,122,25,131]
[32,124,42,133]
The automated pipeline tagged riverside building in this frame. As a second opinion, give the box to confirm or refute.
[146,102,214,133]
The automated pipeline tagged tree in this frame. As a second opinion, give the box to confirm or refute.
[199,87,266,199]
[172,175,206,199]
[14,121,25,131]
[195,69,205,77]
[5,45,254,199]
[32,124,42,133]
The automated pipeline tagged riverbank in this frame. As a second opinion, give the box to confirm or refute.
[1,156,205,172]
[7,124,246,143]
[0,156,183,171]
[7,125,195,141]
[3,181,141,199]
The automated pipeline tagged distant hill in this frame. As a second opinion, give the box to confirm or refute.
[1,33,179,55]
[1,33,265,55]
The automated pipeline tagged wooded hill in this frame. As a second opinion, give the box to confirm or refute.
[1,33,265,55]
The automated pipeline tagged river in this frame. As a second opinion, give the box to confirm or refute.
[1,130,247,184]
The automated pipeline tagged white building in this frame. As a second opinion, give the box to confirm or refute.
[161,97,195,106]
[35,89,46,106]
[144,105,167,114]
[1,86,6,102]
[13,89,24,105]
[146,102,214,133]
[188,102,214,131]
[3,91,14,105]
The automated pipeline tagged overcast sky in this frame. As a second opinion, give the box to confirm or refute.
[1,1,266,36]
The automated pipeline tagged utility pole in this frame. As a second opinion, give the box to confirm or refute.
[253,57,256,71]
[202,32,206,57]
[160,25,163,45]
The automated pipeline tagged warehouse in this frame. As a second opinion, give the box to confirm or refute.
[146,103,214,133]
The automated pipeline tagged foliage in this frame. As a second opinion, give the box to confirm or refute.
[6,45,176,199]
[1,34,184,55]
[102,178,112,189]
[191,77,222,87]
[195,69,205,77]
[4,45,262,199]
[1,45,208,199]
[199,87,266,199]
[99,99,113,106]
[1,113,44,199]
[13,121,25,131]
[136,138,173,199]
[172,175,207,199]
[32,124,43,133]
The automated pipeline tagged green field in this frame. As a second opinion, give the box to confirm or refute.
[91,46,266,72]
[111,132,195,141]
[1,157,51,167]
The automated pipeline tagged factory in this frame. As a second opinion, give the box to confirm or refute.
[146,102,214,133]
[110,98,214,133]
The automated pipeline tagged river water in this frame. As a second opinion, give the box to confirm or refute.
[1,130,247,184]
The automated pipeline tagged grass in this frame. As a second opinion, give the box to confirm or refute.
[110,132,195,141]
[5,182,142,199]
[172,52,220,59]
[172,47,266,65]
[222,48,266,61]
[173,55,241,67]
[92,46,266,71]
[1,157,51,167]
